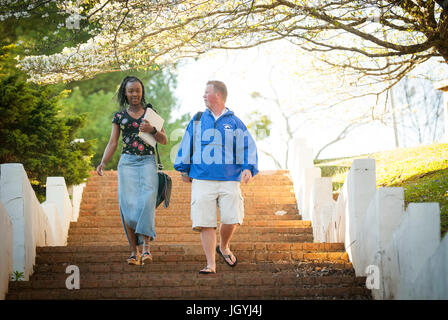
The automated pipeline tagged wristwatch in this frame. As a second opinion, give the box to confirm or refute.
[181,172,189,177]
[151,127,158,135]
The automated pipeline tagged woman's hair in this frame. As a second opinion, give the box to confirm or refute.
[117,76,147,109]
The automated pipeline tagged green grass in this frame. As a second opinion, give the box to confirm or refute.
[315,143,448,239]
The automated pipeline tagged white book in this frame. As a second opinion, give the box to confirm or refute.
[138,107,165,147]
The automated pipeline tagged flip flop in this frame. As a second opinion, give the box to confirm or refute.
[127,255,141,265]
[141,251,152,264]
[199,267,216,274]
[216,245,237,267]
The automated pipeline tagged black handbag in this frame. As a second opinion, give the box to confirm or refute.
[155,144,172,208]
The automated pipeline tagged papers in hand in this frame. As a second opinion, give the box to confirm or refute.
[139,108,165,147]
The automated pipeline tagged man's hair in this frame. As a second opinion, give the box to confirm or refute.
[207,80,227,102]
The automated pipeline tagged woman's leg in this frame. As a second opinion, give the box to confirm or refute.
[142,235,150,253]
[141,235,152,262]
[123,219,139,257]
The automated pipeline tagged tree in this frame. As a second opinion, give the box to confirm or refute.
[3,0,447,89]
[1,3,187,173]
[0,71,93,201]
[392,75,444,145]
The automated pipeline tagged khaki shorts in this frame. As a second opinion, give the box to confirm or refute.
[190,179,244,232]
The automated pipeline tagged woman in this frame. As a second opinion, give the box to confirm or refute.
[96,76,168,265]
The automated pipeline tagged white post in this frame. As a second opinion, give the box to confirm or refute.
[45,177,73,243]
[290,138,314,217]
[0,201,13,300]
[68,183,85,222]
[310,177,334,242]
[345,159,377,276]
[0,164,38,280]
[360,187,404,279]
[396,203,441,299]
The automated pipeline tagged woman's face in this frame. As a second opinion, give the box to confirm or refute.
[125,81,143,107]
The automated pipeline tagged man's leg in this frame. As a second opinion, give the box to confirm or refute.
[219,223,238,265]
[200,227,217,271]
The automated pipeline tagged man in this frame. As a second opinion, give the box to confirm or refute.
[174,80,259,274]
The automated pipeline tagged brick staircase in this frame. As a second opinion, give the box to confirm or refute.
[6,170,372,300]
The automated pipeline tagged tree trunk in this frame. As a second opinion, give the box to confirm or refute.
[436,11,448,62]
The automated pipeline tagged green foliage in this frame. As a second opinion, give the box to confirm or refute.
[61,69,189,170]
[0,73,93,202]
[11,271,24,282]
[316,143,448,238]
[245,110,271,140]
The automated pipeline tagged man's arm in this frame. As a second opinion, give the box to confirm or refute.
[174,120,195,179]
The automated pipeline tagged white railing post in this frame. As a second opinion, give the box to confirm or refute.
[0,201,13,300]
[345,159,376,276]
[45,177,73,244]
[0,164,53,280]
[310,177,334,242]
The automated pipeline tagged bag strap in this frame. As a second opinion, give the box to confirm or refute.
[147,103,163,171]
[193,111,203,155]
[155,144,163,171]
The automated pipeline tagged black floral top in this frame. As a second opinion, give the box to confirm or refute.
[112,107,155,155]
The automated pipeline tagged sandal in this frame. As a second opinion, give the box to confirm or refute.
[127,254,141,265]
[199,266,216,274]
[216,245,237,267]
[141,251,152,263]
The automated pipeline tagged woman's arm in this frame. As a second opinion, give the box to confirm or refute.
[154,127,168,145]
[96,123,120,176]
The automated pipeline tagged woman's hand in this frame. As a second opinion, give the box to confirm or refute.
[139,119,155,133]
[96,163,105,176]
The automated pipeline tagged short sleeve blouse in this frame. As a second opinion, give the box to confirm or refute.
[112,107,155,155]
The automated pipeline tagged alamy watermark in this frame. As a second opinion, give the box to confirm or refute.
[171,124,258,166]
[365,264,380,290]
[65,265,80,290]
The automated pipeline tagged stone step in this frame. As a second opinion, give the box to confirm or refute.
[35,243,348,265]
[34,250,348,265]
[70,219,309,228]
[68,226,313,236]
[37,243,345,254]
[31,260,354,275]
[6,283,370,300]
[10,273,365,290]
[72,214,304,224]
[66,233,315,245]
[80,198,299,207]
[78,204,299,215]
[81,188,295,195]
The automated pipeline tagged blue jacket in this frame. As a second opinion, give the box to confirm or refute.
[174,108,259,181]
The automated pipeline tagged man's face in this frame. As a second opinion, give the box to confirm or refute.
[203,84,220,108]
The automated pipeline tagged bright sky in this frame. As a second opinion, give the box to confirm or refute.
[171,40,448,170]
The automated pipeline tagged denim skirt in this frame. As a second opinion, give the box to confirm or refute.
[117,153,158,246]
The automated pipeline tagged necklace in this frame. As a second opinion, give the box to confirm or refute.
[127,106,143,114]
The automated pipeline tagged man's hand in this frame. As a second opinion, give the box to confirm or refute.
[241,169,252,184]
[181,173,192,183]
